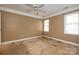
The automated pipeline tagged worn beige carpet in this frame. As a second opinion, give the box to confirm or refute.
[0,37,78,55]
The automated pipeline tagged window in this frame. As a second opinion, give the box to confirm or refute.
[64,11,79,35]
[44,19,49,32]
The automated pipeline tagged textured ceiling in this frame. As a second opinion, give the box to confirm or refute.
[0,4,79,19]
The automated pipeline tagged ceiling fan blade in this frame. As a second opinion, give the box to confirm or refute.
[37,4,44,8]
[26,9,46,14]
[26,9,33,12]
[26,4,33,8]
[38,9,47,13]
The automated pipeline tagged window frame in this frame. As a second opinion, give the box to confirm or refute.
[64,11,79,35]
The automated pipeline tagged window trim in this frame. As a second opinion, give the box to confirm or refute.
[64,11,79,35]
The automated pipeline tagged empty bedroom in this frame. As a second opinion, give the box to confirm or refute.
[0,4,79,55]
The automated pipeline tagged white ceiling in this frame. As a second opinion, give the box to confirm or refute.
[0,4,79,19]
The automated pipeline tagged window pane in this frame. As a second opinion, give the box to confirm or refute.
[44,20,49,32]
[44,20,49,25]
[65,24,79,34]
[65,13,79,24]
[44,26,49,31]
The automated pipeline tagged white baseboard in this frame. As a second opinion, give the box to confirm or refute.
[1,36,42,45]
[43,35,79,47]
[1,35,79,47]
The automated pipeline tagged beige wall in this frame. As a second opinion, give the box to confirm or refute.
[0,12,1,43]
[2,11,42,42]
[77,47,79,54]
[43,15,79,43]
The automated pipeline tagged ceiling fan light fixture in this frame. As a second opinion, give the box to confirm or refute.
[26,4,45,15]
[32,4,44,15]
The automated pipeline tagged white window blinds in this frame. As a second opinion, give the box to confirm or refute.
[64,11,79,35]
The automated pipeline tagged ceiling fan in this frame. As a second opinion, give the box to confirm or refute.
[26,4,46,15]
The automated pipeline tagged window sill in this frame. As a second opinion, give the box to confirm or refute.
[64,33,79,36]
